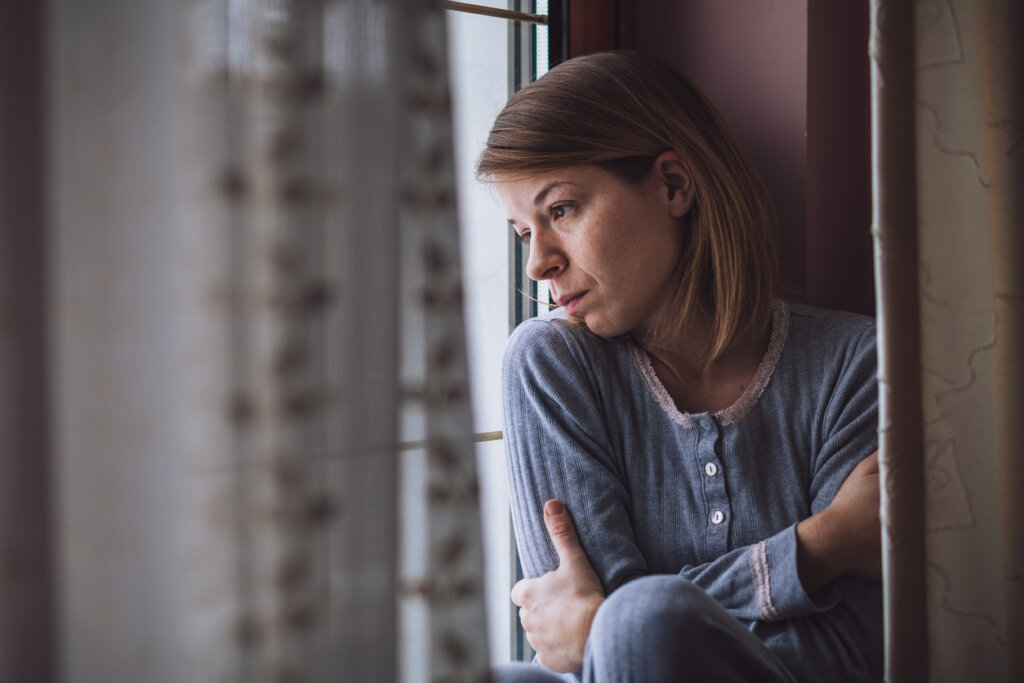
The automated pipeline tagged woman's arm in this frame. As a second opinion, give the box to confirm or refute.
[796,451,881,594]
[502,319,648,592]
[511,453,882,673]
[510,500,605,673]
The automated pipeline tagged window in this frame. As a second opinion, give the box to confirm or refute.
[445,1,550,663]
[444,0,630,664]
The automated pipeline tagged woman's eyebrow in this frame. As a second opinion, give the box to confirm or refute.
[506,181,580,224]
[533,181,576,205]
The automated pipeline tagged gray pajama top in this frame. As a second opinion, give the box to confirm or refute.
[502,300,882,682]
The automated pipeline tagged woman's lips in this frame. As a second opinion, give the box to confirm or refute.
[556,291,587,316]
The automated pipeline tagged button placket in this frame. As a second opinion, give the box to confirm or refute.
[694,415,730,556]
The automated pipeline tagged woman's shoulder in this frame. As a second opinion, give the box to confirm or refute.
[505,307,573,343]
[784,301,876,352]
[503,309,628,382]
[506,308,609,356]
[776,302,878,409]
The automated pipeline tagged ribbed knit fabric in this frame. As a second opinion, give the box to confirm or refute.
[502,301,882,682]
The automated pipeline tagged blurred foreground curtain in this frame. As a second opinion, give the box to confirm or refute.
[0,1,489,681]
[870,1,1023,681]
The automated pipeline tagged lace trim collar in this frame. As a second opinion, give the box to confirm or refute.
[628,299,789,429]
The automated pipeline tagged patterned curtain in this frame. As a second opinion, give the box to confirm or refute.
[870,1,1023,681]
[0,1,489,681]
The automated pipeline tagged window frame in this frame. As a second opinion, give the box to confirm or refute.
[445,0,634,664]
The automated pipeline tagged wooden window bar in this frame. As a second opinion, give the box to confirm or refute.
[444,2,548,25]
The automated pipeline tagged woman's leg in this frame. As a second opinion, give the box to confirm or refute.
[584,575,797,683]
[493,661,576,683]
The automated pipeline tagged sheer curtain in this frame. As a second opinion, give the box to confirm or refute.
[0,0,489,681]
[871,1,1023,681]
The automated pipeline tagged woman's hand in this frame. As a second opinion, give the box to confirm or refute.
[796,451,882,595]
[510,500,606,673]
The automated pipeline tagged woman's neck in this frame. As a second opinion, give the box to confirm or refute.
[642,318,770,416]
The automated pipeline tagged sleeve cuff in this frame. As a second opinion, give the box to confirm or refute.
[750,524,842,621]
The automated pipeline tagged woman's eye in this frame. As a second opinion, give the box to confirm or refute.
[551,204,573,220]
[517,230,531,244]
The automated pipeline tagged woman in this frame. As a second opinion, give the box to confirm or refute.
[479,52,882,682]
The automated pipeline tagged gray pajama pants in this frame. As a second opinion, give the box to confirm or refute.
[495,575,797,683]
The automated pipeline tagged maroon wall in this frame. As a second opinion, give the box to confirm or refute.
[635,1,873,316]
[806,2,873,316]
[0,3,55,682]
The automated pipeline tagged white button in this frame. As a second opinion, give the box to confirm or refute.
[704,462,719,477]
[700,418,713,431]
[711,510,725,525]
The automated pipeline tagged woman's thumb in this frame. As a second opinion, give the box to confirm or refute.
[543,499,583,566]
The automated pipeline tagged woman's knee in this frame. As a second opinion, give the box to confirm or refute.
[492,661,570,683]
[589,575,725,655]
[584,576,794,683]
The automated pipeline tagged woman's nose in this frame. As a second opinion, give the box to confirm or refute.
[525,233,565,281]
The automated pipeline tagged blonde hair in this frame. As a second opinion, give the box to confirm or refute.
[477,51,779,365]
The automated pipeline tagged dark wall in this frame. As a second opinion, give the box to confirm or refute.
[806,2,873,316]
[635,1,873,316]
[0,3,55,682]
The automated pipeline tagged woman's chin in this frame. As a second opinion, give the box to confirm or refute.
[565,312,589,330]
[574,315,628,340]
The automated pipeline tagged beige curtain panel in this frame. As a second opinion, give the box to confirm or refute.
[0,0,488,681]
[871,1,1023,681]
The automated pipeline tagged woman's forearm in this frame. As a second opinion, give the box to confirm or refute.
[795,452,882,595]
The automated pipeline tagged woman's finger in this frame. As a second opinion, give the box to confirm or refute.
[543,499,587,569]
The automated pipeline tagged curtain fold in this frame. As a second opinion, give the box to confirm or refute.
[0,0,489,680]
[982,3,1024,682]
[395,1,493,680]
[869,2,928,679]
[871,1,1024,681]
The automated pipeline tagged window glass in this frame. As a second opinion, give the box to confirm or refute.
[446,3,549,663]
[448,7,514,664]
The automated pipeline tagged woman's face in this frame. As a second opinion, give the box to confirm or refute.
[496,153,694,339]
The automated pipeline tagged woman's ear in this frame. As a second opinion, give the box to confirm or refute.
[651,150,695,218]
